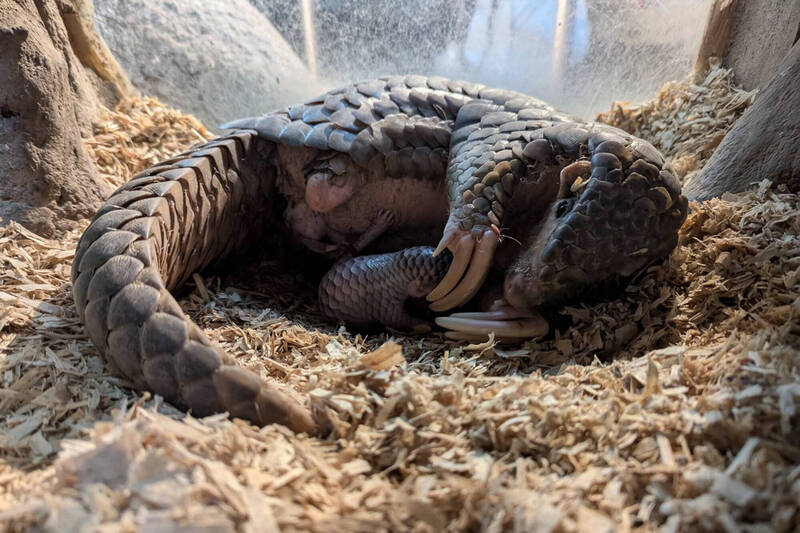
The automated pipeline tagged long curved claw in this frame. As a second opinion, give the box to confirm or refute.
[443,331,497,342]
[436,310,548,341]
[558,160,592,198]
[435,315,547,338]
[432,227,456,257]
[441,309,527,321]
[426,234,474,301]
[428,230,499,312]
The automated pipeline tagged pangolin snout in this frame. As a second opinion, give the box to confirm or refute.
[501,199,576,310]
[503,270,532,311]
[502,251,582,311]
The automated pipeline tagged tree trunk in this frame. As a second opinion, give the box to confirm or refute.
[683,41,800,201]
[692,0,737,84]
[0,0,129,236]
[720,0,800,91]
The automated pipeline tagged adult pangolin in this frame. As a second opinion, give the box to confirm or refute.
[72,76,687,433]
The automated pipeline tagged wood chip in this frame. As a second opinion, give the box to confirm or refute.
[359,341,404,370]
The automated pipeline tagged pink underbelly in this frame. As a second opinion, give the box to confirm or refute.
[321,177,449,246]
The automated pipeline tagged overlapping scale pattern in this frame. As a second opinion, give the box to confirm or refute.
[72,131,315,433]
[319,247,450,330]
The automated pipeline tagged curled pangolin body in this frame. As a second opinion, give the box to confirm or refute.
[73,75,686,431]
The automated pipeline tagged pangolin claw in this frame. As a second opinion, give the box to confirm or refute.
[428,229,498,312]
[443,331,497,342]
[426,233,474,301]
[436,308,548,341]
[558,160,593,198]
[432,228,456,257]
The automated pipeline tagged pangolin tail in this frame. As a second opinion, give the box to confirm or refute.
[71,130,316,433]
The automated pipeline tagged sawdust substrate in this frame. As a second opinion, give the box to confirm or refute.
[1,70,799,532]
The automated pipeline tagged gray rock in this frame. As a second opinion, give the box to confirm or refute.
[93,0,320,130]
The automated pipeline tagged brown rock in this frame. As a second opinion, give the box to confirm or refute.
[0,0,116,236]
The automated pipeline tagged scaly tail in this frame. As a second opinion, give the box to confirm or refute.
[71,130,316,433]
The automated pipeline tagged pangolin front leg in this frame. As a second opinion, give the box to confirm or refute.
[426,102,618,314]
[427,101,527,312]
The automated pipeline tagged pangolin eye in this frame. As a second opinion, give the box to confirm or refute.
[556,200,572,218]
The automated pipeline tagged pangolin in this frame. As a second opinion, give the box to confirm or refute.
[71,75,687,433]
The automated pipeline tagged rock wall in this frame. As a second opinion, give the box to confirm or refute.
[0,0,116,236]
[93,0,320,130]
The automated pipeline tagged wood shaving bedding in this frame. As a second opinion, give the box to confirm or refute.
[596,62,756,181]
[0,74,798,532]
